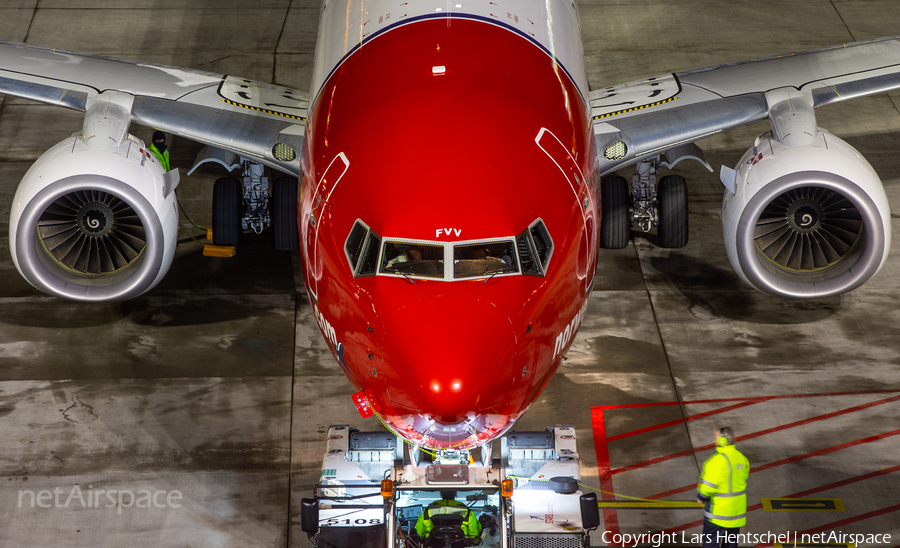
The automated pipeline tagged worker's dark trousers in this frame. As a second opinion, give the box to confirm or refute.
[701,519,740,548]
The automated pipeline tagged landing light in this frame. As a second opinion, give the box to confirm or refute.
[432,66,446,75]
[273,142,296,162]
[451,380,462,392]
[604,141,627,161]
[431,381,441,393]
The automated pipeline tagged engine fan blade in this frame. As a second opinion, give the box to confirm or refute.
[37,190,147,275]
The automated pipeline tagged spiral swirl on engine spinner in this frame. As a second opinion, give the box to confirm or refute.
[36,190,146,275]
[754,186,863,273]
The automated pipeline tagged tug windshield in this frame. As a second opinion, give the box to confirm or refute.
[394,488,502,547]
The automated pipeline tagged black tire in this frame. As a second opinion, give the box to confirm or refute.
[599,175,631,249]
[657,174,688,248]
[212,177,243,249]
[271,177,299,251]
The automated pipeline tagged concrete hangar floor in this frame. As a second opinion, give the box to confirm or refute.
[0,1,898,547]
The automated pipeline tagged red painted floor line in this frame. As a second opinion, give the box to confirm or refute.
[752,428,900,473]
[788,463,900,498]
[635,465,900,543]
[594,401,682,411]
[605,399,767,442]
[646,428,900,500]
[647,483,710,500]
[592,406,620,536]
[593,389,900,411]
[592,407,610,472]
[611,447,695,476]
[591,389,900,541]
[611,394,900,476]
[755,503,900,548]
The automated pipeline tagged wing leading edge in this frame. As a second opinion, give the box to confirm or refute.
[0,40,307,176]
[591,35,900,174]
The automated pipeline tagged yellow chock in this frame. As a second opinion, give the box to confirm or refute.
[206,229,213,241]
[203,245,236,257]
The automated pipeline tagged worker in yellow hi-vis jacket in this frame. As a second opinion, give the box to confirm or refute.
[697,426,749,548]
[415,490,481,541]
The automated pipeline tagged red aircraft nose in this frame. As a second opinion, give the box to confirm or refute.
[383,290,517,426]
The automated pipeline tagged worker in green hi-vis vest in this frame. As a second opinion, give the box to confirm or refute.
[697,426,749,548]
[149,130,170,172]
[415,490,482,541]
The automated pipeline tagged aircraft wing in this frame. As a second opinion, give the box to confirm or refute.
[591,35,900,174]
[0,40,307,176]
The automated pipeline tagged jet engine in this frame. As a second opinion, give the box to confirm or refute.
[9,134,179,302]
[721,130,890,299]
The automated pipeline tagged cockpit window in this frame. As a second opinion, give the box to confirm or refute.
[529,219,553,270]
[517,231,541,275]
[381,241,445,278]
[349,230,544,281]
[345,220,368,273]
[453,241,517,278]
[358,232,381,276]
[345,219,380,277]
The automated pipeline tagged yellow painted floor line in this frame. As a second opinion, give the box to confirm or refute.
[763,497,845,512]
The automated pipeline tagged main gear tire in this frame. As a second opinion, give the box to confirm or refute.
[599,175,631,249]
[212,177,243,249]
[271,177,300,251]
[657,174,688,248]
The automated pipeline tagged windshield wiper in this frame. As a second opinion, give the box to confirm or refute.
[385,266,417,284]
[483,266,516,284]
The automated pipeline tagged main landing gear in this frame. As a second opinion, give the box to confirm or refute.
[211,159,299,251]
[599,157,689,249]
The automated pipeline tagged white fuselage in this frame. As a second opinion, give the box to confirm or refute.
[309,0,589,106]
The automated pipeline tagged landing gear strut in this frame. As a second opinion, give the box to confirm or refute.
[631,158,659,234]
[210,159,300,251]
[241,161,270,236]
[598,157,689,249]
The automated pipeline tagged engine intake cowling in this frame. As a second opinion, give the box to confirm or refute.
[722,131,890,299]
[10,134,178,302]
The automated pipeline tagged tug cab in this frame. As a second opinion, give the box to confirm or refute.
[301,426,594,548]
